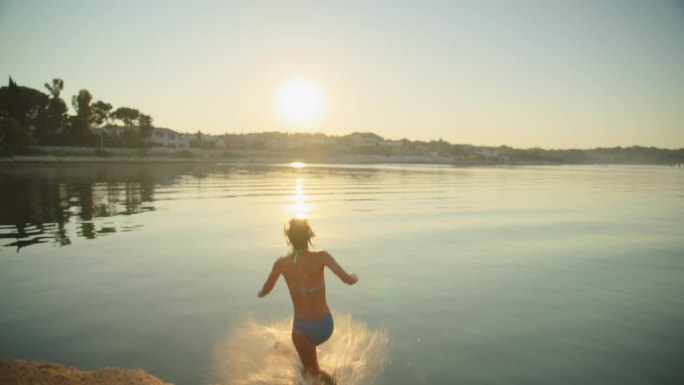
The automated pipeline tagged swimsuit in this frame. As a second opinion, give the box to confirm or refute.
[289,284,333,344]
[296,284,324,295]
[293,313,334,346]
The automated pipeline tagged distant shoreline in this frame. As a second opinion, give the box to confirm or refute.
[2,155,682,167]
[1,145,683,167]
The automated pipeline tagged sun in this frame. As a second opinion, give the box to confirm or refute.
[275,76,327,126]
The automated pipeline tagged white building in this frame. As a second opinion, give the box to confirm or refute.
[146,127,190,148]
[479,147,501,159]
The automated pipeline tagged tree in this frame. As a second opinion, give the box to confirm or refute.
[67,89,94,145]
[190,130,215,149]
[109,107,155,148]
[0,78,44,147]
[20,87,49,131]
[111,107,139,147]
[0,116,35,147]
[110,107,140,126]
[40,78,68,144]
[91,101,112,127]
[137,113,153,139]
[72,90,93,118]
[44,78,64,98]
[4,77,25,124]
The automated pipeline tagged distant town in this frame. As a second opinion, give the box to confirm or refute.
[128,128,683,165]
[1,77,682,165]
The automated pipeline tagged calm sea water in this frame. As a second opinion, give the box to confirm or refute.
[0,163,682,385]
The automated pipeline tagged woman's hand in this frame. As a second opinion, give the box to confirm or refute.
[257,289,265,298]
[348,273,359,285]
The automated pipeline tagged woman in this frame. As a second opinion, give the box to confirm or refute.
[258,218,358,381]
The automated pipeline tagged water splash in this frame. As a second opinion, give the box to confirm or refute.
[209,313,389,385]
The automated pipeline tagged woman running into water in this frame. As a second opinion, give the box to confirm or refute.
[258,218,358,381]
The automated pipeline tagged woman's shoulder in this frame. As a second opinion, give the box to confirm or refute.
[312,250,332,260]
[274,255,289,267]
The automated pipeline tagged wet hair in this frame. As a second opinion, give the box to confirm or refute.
[284,218,315,251]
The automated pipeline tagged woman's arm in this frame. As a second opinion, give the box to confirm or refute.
[257,258,282,297]
[323,252,358,285]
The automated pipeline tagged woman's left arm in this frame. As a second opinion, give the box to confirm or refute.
[258,258,282,297]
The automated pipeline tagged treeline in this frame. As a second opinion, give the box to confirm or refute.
[0,77,153,149]
[495,146,684,165]
[439,143,684,164]
[316,135,684,165]
[349,136,684,165]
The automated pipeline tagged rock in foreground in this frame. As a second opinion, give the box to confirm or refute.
[0,358,173,385]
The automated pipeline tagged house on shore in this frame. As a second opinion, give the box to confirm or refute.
[145,127,190,148]
[341,132,384,149]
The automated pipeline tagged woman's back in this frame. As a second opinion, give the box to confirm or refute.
[280,250,331,319]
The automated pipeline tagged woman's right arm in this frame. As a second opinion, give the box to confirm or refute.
[257,258,283,297]
[323,252,358,285]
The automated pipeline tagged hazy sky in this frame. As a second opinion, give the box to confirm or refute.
[1,0,683,148]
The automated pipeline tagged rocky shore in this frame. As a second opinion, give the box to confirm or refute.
[0,358,172,385]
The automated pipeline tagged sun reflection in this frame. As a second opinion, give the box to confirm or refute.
[288,178,311,219]
[290,162,306,168]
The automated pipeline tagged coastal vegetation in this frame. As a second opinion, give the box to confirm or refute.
[0,77,153,150]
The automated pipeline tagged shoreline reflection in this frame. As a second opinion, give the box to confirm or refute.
[0,164,193,252]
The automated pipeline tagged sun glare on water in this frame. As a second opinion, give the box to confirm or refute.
[276,76,327,126]
[289,178,311,219]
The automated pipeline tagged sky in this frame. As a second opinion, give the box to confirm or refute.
[1,0,683,149]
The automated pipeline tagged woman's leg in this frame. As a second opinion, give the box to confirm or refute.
[291,329,320,376]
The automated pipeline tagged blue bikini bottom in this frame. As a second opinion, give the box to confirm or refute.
[293,313,334,346]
